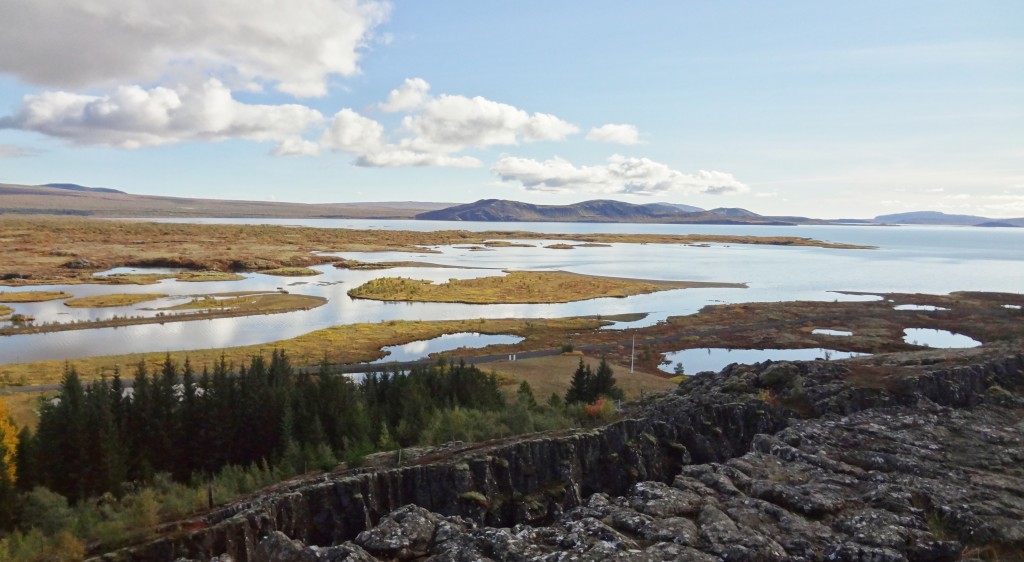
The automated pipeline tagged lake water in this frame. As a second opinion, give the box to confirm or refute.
[902,328,982,348]
[1,221,1021,365]
[659,347,869,375]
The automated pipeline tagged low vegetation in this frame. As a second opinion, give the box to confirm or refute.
[348,271,744,304]
[0,293,326,338]
[0,291,71,303]
[99,271,245,285]
[0,216,870,286]
[63,294,167,308]
[490,355,676,401]
[0,317,605,387]
[0,305,11,318]
[257,267,321,277]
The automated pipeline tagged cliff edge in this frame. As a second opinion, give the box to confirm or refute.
[99,350,1024,561]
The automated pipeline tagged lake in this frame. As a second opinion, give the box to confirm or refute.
[1,221,1021,365]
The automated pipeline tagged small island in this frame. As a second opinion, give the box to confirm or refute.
[347,270,745,304]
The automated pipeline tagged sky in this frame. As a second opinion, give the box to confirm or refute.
[0,1,1021,219]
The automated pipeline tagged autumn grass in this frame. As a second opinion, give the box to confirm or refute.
[162,292,321,312]
[334,258,467,270]
[0,215,871,286]
[491,354,678,401]
[257,267,322,276]
[349,270,744,304]
[64,293,167,308]
[0,291,72,302]
[0,391,49,431]
[0,317,605,387]
[0,304,11,317]
[100,271,245,285]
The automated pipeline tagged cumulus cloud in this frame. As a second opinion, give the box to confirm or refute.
[586,123,641,145]
[0,79,323,152]
[401,94,578,155]
[320,79,578,168]
[379,78,431,113]
[492,155,748,196]
[0,0,389,97]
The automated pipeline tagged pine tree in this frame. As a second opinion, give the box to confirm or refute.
[565,358,594,404]
[591,357,624,401]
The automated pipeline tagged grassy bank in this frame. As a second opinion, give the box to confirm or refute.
[0,316,604,387]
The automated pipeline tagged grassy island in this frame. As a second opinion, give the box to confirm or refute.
[0,291,71,302]
[64,293,167,308]
[348,271,745,304]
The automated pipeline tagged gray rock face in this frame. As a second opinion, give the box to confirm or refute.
[102,353,1024,561]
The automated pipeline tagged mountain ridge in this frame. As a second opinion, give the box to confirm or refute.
[416,199,810,225]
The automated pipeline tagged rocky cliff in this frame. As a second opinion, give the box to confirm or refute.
[98,351,1024,561]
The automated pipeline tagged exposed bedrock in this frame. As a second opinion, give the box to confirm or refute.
[99,353,1024,561]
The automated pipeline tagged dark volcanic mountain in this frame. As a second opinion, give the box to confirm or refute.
[874,211,1024,227]
[417,199,809,224]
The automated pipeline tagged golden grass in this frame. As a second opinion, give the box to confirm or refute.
[0,317,604,386]
[100,271,245,285]
[0,304,12,316]
[257,267,322,277]
[162,292,321,312]
[64,293,167,308]
[491,354,678,401]
[0,291,72,302]
[0,391,50,431]
[348,270,744,304]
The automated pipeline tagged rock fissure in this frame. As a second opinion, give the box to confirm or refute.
[98,353,1024,561]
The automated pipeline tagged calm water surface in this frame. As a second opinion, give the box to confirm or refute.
[1,221,1020,364]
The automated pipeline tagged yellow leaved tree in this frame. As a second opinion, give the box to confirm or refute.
[0,396,17,484]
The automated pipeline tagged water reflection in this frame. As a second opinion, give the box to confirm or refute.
[2,222,1022,365]
[370,333,524,363]
[902,328,981,348]
[659,348,868,375]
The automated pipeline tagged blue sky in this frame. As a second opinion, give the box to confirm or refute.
[1,1,1021,218]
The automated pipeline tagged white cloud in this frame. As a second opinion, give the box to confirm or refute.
[0,0,389,97]
[0,80,323,151]
[319,108,481,168]
[492,155,748,196]
[0,144,41,158]
[320,79,578,168]
[586,123,641,145]
[272,138,321,157]
[379,78,431,113]
[402,94,578,153]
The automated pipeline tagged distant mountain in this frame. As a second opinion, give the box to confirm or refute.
[416,199,809,225]
[874,211,1024,227]
[651,202,704,213]
[43,183,125,194]
[708,207,759,218]
[0,183,451,219]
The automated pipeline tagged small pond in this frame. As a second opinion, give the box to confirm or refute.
[371,332,524,364]
[902,328,981,348]
[812,329,853,336]
[894,304,948,311]
[659,347,869,375]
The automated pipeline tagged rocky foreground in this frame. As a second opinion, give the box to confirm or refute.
[104,348,1024,561]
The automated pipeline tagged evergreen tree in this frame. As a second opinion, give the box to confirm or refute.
[591,357,624,401]
[565,358,594,404]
